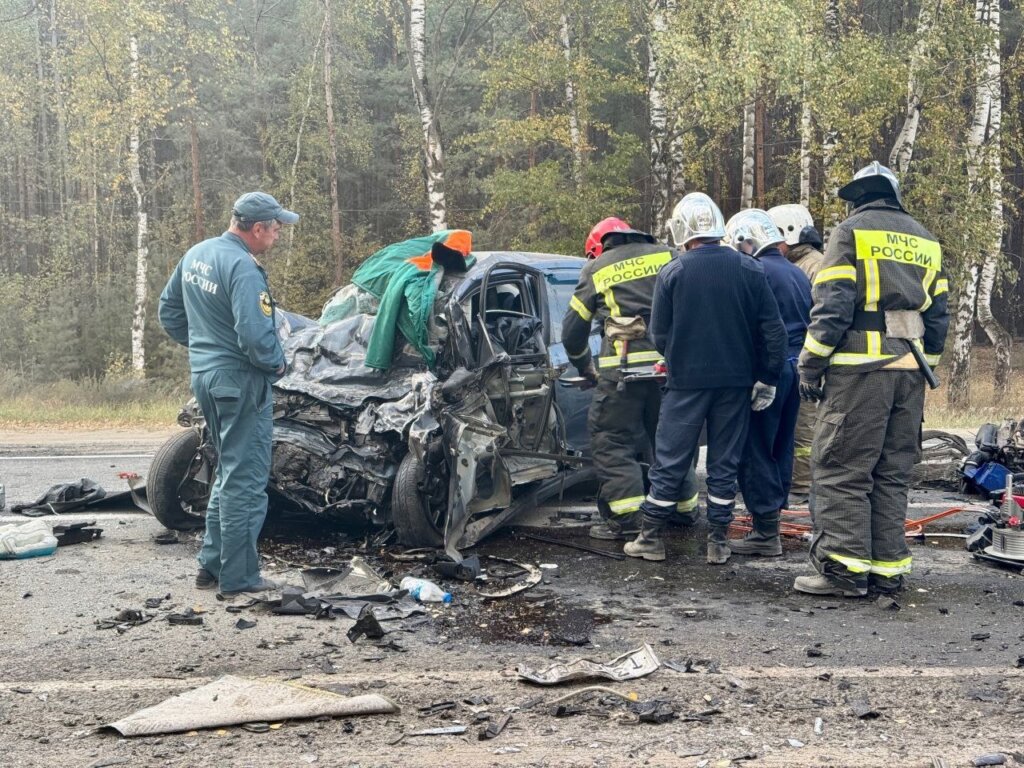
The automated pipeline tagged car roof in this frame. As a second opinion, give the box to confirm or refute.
[467,250,584,276]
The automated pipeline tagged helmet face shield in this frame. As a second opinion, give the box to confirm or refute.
[724,209,784,258]
[767,204,814,246]
[668,192,726,247]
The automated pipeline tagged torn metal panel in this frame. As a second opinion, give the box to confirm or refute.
[516,644,661,686]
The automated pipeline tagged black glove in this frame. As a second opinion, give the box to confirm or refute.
[579,363,598,390]
[799,377,824,403]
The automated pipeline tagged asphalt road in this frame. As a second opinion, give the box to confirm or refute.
[2,433,1023,767]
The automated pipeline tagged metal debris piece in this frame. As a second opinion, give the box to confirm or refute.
[95,609,152,633]
[463,695,491,706]
[971,755,1006,767]
[479,713,511,740]
[318,658,336,675]
[235,618,257,630]
[631,700,676,724]
[241,722,270,733]
[476,557,542,600]
[145,595,170,609]
[167,609,204,626]
[406,726,468,737]
[53,521,103,546]
[517,643,660,686]
[432,555,481,582]
[347,605,386,642]
[105,675,398,736]
[517,530,625,561]
[971,632,991,641]
[848,696,880,719]
[417,701,456,716]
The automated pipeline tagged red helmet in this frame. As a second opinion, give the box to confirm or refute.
[585,217,632,259]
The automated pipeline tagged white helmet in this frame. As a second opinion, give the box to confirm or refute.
[667,192,726,247]
[767,204,814,246]
[724,208,784,258]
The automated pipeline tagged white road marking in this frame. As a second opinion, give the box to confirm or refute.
[0,454,153,461]
[0,512,150,524]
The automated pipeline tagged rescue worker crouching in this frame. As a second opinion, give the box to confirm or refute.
[768,204,825,508]
[725,209,811,558]
[624,193,787,564]
[795,162,950,597]
[561,218,699,542]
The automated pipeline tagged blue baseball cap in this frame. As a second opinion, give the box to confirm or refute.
[231,191,300,224]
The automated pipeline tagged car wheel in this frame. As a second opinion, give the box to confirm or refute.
[149,429,211,530]
[391,452,446,548]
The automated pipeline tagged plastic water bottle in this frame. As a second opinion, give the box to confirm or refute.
[400,576,452,604]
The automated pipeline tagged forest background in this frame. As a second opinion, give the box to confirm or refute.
[0,0,1021,425]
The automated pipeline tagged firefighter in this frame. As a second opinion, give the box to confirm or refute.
[562,217,699,541]
[795,162,949,597]
[768,204,825,507]
[624,193,787,564]
[725,209,811,557]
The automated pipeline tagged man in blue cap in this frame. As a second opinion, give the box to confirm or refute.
[158,192,299,594]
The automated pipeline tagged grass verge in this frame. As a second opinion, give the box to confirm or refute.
[0,374,188,429]
[925,346,1024,430]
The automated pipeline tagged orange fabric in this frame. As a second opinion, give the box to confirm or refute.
[406,253,433,270]
[443,229,473,256]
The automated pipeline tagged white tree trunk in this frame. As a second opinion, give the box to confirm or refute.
[129,34,148,375]
[740,99,755,209]
[323,0,343,283]
[799,97,811,208]
[406,0,447,232]
[949,0,1008,405]
[560,10,583,189]
[820,0,842,235]
[648,0,683,238]
[889,1,938,174]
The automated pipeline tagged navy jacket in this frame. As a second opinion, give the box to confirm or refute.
[757,247,812,358]
[651,243,786,390]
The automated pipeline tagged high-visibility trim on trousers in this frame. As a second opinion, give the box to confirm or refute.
[707,493,734,506]
[676,493,699,512]
[870,557,912,576]
[827,553,872,574]
[608,495,644,515]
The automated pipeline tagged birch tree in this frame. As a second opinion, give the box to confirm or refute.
[128,32,148,374]
[889,1,939,175]
[740,99,755,208]
[323,0,343,282]
[949,0,1009,406]
[560,9,583,188]
[647,0,684,237]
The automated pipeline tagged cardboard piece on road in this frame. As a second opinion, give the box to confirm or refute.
[105,675,399,736]
[517,643,660,685]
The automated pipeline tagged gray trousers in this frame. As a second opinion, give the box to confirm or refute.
[790,399,816,496]
[808,369,923,583]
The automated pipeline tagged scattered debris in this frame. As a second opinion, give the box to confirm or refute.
[517,643,660,685]
[417,701,456,716]
[971,755,1006,767]
[11,479,106,516]
[235,618,257,630]
[788,738,805,748]
[167,608,204,626]
[814,717,824,735]
[476,557,543,600]
[516,530,625,561]
[53,520,103,546]
[96,609,153,633]
[144,595,170,609]
[153,530,179,545]
[0,519,58,560]
[631,699,676,724]
[87,757,131,768]
[479,713,511,739]
[971,632,991,642]
[347,606,387,642]
[432,554,481,582]
[104,675,399,736]
[848,696,880,719]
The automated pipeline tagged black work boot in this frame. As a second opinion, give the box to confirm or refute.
[590,513,641,541]
[706,525,732,564]
[623,516,666,561]
[793,572,868,597]
[668,506,701,527]
[195,567,217,590]
[728,514,782,557]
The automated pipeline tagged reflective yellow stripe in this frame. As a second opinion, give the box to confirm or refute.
[827,553,872,574]
[933,278,949,296]
[870,557,912,576]
[597,350,662,368]
[794,446,812,457]
[864,258,880,311]
[866,331,881,357]
[813,265,856,285]
[803,333,835,358]
[676,493,699,513]
[591,252,672,294]
[919,269,937,311]
[570,295,592,322]
[831,352,896,365]
[608,496,644,515]
[925,353,941,367]
[854,229,943,271]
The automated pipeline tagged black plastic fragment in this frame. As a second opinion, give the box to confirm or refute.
[347,605,386,642]
[479,713,511,739]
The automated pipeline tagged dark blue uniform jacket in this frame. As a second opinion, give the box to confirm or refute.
[757,247,812,358]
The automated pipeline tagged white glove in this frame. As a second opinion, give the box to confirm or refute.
[751,381,776,411]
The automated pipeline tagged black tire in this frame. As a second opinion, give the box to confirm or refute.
[148,429,211,530]
[391,452,445,548]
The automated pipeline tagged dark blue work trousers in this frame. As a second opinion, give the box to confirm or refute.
[645,387,750,528]
[738,360,800,522]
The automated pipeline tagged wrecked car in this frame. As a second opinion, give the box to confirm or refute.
[148,231,599,555]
